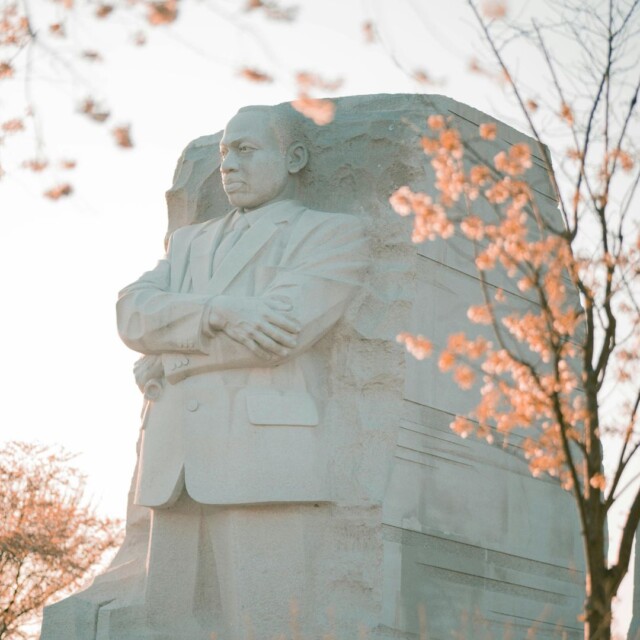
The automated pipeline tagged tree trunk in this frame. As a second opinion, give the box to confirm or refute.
[584,573,613,640]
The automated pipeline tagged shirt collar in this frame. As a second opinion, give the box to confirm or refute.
[236,199,301,228]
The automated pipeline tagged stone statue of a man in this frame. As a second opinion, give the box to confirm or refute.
[41,94,586,640]
[115,104,369,638]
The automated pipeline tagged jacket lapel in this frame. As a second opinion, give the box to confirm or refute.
[205,201,304,296]
[167,223,206,292]
[188,213,234,291]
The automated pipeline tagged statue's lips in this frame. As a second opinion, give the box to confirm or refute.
[222,181,244,193]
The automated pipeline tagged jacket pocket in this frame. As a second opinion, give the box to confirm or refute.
[245,390,319,426]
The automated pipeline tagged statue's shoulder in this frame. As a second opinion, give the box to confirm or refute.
[168,217,222,248]
[298,208,365,234]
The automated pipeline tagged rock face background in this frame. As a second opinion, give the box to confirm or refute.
[42,94,584,639]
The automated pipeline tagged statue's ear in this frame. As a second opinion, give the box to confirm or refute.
[287,142,309,174]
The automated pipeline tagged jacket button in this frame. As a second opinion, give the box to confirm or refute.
[186,399,199,412]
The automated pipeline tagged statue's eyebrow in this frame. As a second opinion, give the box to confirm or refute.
[220,135,261,149]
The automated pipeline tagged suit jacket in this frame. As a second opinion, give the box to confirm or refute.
[117,199,369,507]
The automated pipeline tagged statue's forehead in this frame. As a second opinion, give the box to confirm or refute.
[222,110,275,142]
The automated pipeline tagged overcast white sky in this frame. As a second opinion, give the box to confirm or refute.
[0,0,636,635]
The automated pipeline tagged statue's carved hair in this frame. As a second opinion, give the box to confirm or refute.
[236,104,310,152]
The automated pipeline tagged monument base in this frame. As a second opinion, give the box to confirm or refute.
[42,502,385,640]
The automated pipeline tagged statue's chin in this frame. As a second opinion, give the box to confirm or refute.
[225,197,243,209]
[226,194,272,211]
[224,191,251,209]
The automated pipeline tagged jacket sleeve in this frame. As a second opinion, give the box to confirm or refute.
[119,213,369,372]
[116,227,213,355]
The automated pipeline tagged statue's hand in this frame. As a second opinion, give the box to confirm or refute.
[134,355,164,392]
[209,295,301,360]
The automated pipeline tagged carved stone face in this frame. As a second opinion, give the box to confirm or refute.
[220,110,293,210]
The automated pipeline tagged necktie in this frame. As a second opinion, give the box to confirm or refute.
[212,214,250,273]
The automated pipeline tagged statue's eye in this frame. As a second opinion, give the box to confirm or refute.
[239,145,252,153]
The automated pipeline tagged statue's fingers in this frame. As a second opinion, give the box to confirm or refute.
[228,327,275,360]
[260,323,298,348]
[250,330,291,357]
[264,312,300,334]
[265,295,293,310]
[247,342,275,360]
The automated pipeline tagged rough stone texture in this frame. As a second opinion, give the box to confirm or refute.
[165,132,230,239]
[629,540,640,638]
[41,94,584,639]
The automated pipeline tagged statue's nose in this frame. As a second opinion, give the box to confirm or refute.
[221,153,238,173]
